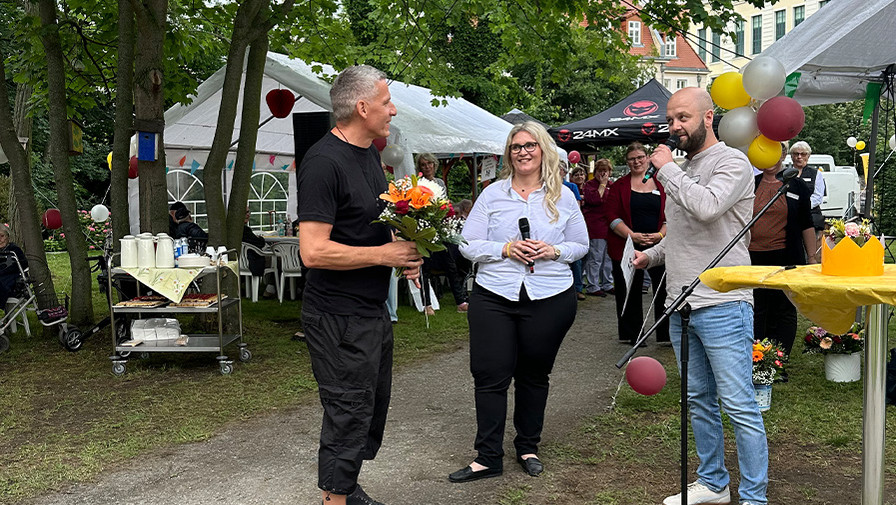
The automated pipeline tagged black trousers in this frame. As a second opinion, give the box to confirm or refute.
[750,249,798,355]
[421,247,468,306]
[467,284,576,469]
[611,260,669,343]
[302,306,393,495]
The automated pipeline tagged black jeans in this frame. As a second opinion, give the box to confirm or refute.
[750,249,797,355]
[422,247,468,306]
[467,284,577,469]
[611,261,669,343]
[302,306,393,495]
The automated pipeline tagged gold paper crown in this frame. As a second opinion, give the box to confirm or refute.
[820,235,884,276]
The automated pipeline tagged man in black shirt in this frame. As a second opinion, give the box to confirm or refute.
[298,65,422,505]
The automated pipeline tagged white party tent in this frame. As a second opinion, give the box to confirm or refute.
[151,52,512,231]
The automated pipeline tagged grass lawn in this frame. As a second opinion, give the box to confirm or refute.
[0,253,470,504]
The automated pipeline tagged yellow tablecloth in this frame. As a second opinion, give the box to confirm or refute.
[119,262,237,303]
[700,264,896,334]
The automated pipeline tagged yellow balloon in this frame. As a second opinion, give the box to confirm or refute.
[710,72,752,110]
[855,140,866,151]
[747,134,782,169]
[107,151,113,171]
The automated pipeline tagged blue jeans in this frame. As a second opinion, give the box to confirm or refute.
[571,259,583,294]
[670,301,768,504]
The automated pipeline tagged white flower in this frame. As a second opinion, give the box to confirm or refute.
[415,177,445,201]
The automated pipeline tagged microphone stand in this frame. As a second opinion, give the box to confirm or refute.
[616,168,798,504]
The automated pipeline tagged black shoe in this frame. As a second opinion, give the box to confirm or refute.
[347,484,385,505]
[517,456,544,476]
[448,465,502,483]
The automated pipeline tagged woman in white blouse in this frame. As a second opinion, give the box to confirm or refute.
[448,122,589,483]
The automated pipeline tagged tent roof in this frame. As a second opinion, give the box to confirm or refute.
[162,52,513,170]
[761,0,896,106]
[548,79,673,148]
[501,108,550,129]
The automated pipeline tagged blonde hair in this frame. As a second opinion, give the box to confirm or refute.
[595,158,612,174]
[499,121,563,222]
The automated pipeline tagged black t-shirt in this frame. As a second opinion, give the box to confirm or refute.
[297,132,392,316]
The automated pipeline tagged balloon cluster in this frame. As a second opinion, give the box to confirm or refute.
[846,136,866,151]
[711,57,804,169]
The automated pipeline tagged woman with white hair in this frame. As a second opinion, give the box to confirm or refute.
[450,121,588,483]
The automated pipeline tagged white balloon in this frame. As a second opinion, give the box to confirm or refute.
[889,134,896,151]
[719,106,759,148]
[742,57,786,100]
[381,144,405,166]
[129,136,138,157]
[847,136,858,148]
[90,204,110,223]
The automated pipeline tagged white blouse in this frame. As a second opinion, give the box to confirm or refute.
[460,178,589,301]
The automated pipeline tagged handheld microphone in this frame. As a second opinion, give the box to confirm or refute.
[642,135,680,183]
[518,217,535,273]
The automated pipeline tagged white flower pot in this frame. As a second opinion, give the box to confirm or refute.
[824,352,861,383]
[754,383,772,412]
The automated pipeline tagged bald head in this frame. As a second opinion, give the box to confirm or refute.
[666,87,717,155]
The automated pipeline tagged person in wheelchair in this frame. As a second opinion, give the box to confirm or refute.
[0,224,28,308]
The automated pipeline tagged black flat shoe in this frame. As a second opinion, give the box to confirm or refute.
[347,484,385,505]
[448,465,502,483]
[517,456,544,476]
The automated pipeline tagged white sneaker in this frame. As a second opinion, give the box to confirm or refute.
[662,481,731,505]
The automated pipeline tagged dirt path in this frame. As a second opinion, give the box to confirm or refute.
[29,296,666,505]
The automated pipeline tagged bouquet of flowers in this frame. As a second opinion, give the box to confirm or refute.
[803,323,864,355]
[826,218,872,247]
[374,174,466,257]
[752,338,787,385]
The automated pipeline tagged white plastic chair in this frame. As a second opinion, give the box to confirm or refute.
[239,242,278,302]
[271,242,302,303]
[4,298,31,336]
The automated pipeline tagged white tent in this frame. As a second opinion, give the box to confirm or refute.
[761,0,896,106]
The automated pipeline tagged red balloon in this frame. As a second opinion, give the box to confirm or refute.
[384,164,394,174]
[373,137,388,151]
[265,89,296,119]
[128,156,139,179]
[42,208,62,230]
[756,96,805,141]
[625,356,667,396]
[568,150,581,164]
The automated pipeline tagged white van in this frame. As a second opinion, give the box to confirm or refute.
[783,154,860,218]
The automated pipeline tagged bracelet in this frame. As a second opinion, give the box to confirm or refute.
[658,231,665,239]
[504,242,512,258]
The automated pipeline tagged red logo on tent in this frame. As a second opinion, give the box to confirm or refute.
[641,122,657,136]
[624,100,659,117]
[557,129,571,142]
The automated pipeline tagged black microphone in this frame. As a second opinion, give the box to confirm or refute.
[779,167,799,182]
[642,135,680,183]
[518,217,535,273]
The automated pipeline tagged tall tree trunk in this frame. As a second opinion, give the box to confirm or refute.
[9,0,37,246]
[0,58,57,313]
[37,0,93,325]
[132,0,168,234]
[225,35,268,250]
[111,0,135,248]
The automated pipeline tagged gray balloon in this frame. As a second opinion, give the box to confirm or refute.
[743,56,786,100]
[719,106,759,148]
[381,144,405,166]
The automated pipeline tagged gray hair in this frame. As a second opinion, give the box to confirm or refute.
[330,65,388,123]
[790,140,812,155]
[0,224,8,237]
[415,153,438,171]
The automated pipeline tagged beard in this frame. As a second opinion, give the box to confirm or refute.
[679,121,708,153]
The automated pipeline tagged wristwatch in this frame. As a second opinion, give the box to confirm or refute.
[552,246,561,260]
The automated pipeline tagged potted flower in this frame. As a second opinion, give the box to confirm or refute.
[803,323,864,382]
[822,218,883,276]
[826,218,872,248]
[752,339,787,412]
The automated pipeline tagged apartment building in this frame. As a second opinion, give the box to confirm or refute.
[622,6,709,90]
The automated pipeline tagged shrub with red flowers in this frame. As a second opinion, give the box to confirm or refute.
[752,338,788,385]
[803,323,864,355]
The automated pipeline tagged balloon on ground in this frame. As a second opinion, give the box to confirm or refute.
[625,356,667,396]
[710,72,751,110]
[742,56,786,100]
[748,134,782,169]
[756,97,805,141]
[718,106,759,147]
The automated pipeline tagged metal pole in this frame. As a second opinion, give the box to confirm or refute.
[862,304,887,505]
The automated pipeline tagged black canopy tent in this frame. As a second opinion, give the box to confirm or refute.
[549,79,673,149]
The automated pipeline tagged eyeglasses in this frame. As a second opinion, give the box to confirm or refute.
[626,154,647,163]
[509,142,539,154]
[791,152,809,157]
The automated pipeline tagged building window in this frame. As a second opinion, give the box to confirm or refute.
[819,0,829,7]
[711,31,721,62]
[664,35,676,57]
[794,5,805,26]
[734,19,745,56]
[676,79,687,89]
[628,21,641,45]
[752,15,762,54]
[775,10,786,40]
[697,28,707,61]
[664,78,671,89]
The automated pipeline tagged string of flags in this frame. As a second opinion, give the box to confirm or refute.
[169,152,297,173]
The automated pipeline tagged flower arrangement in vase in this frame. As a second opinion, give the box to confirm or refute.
[752,338,787,386]
[821,218,883,276]
[803,323,864,355]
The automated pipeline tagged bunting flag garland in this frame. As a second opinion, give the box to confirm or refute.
[190,159,201,175]
[280,164,289,170]
[269,155,276,165]
[179,156,186,167]
[227,160,235,170]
